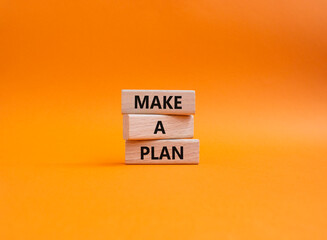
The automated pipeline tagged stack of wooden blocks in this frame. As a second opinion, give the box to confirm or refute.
[122,90,200,164]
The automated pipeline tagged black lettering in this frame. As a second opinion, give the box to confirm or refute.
[160,146,171,159]
[150,96,162,109]
[140,146,150,159]
[151,146,159,159]
[163,96,173,109]
[175,96,182,109]
[135,95,149,109]
[172,146,183,159]
[154,121,166,134]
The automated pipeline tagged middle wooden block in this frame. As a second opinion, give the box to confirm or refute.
[123,114,194,140]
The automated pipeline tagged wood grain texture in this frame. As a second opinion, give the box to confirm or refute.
[125,139,199,165]
[121,90,195,115]
[123,114,194,140]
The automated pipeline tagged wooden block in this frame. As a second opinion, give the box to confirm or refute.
[121,90,195,115]
[125,139,199,165]
[123,114,194,140]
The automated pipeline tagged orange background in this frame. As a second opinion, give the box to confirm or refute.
[1,0,327,239]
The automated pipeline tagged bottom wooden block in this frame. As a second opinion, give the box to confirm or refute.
[125,139,199,165]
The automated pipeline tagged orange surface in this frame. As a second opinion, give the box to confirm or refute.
[1,0,327,239]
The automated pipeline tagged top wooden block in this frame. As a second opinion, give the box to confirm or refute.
[121,90,195,115]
